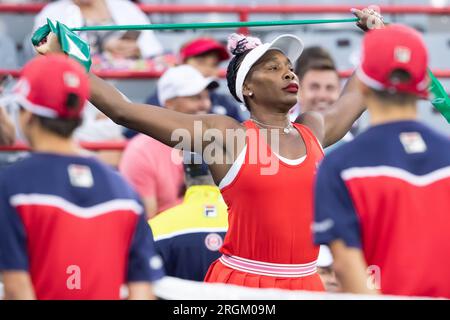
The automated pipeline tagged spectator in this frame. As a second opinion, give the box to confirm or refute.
[314,25,450,298]
[150,159,228,281]
[146,37,245,122]
[293,46,340,117]
[120,65,218,218]
[0,55,164,299]
[33,0,163,61]
[292,46,354,150]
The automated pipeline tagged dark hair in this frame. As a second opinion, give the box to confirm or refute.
[37,92,83,137]
[18,102,82,138]
[370,69,419,105]
[295,46,337,81]
[37,116,82,138]
[226,49,252,105]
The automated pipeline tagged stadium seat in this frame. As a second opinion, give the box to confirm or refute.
[0,33,19,69]
[424,33,450,69]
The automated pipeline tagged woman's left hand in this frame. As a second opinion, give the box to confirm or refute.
[351,5,385,32]
[34,32,63,56]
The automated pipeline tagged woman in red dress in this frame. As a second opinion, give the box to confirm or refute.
[35,7,383,291]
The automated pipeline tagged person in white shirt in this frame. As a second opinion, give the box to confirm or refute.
[33,0,163,59]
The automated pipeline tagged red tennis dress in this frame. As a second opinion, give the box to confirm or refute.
[205,120,325,290]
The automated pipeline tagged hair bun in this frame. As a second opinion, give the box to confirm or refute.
[227,33,262,55]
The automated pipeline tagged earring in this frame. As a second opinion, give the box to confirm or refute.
[249,92,253,97]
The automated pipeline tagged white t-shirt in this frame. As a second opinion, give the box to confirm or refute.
[34,0,163,58]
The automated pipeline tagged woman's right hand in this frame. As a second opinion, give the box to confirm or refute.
[34,32,63,56]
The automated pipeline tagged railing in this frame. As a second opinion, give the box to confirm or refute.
[1,4,450,14]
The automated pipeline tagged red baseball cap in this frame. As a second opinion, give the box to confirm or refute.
[180,37,230,62]
[357,24,429,98]
[13,54,89,119]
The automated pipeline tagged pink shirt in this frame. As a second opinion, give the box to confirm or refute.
[119,134,184,214]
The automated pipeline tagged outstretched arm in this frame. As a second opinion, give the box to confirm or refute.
[296,6,384,148]
[34,33,242,152]
[88,74,241,149]
[321,74,365,147]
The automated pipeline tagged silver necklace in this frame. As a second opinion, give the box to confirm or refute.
[250,117,294,134]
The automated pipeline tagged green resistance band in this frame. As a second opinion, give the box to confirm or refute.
[429,69,450,123]
[70,18,359,32]
[32,19,92,72]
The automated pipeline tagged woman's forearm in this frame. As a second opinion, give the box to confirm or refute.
[323,74,365,147]
[88,74,131,124]
[87,74,240,150]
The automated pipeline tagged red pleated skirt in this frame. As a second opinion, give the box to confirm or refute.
[204,259,325,291]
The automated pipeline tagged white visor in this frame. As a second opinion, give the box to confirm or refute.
[235,34,304,103]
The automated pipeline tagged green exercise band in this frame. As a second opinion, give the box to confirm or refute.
[70,18,359,32]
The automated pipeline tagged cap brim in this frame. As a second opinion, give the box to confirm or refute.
[356,67,429,99]
[267,34,304,65]
[11,94,58,118]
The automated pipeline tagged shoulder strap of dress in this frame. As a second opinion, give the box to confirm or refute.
[293,122,324,155]
[243,120,256,129]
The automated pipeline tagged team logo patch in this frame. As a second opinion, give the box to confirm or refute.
[204,205,217,218]
[64,72,80,88]
[204,233,223,251]
[394,46,411,64]
[399,132,427,154]
[68,164,94,188]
